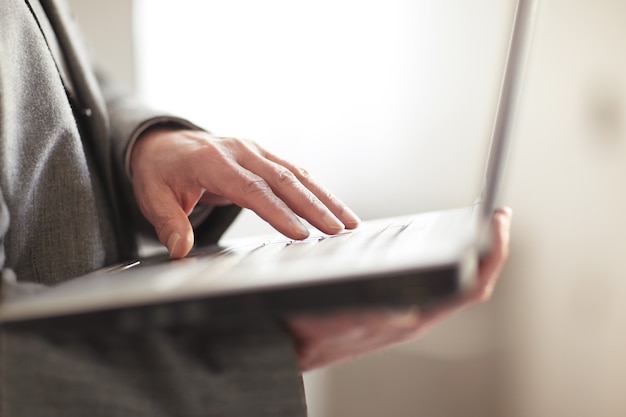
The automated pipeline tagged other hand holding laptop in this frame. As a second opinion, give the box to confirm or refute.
[287,207,512,371]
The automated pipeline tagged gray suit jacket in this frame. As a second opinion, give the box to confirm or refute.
[0,0,306,415]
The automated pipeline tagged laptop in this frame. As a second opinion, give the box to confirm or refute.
[0,0,537,331]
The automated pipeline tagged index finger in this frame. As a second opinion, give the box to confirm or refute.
[203,157,312,240]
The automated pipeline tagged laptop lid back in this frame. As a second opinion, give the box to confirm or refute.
[478,0,537,232]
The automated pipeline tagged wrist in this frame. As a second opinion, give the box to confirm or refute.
[125,117,201,180]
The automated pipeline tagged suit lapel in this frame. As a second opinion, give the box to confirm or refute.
[24,0,76,101]
[38,0,133,258]
[38,0,111,177]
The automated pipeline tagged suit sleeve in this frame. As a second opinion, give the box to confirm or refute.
[96,72,242,248]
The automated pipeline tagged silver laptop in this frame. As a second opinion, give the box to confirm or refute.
[0,0,537,331]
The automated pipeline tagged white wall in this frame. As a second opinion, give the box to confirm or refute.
[501,0,626,415]
[67,0,135,90]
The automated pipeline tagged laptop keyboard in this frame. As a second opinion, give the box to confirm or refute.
[149,208,472,290]
[196,216,430,274]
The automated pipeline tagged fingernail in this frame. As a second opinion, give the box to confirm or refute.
[167,232,181,257]
[323,213,345,233]
[496,206,513,218]
[343,207,361,228]
[292,219,310,238]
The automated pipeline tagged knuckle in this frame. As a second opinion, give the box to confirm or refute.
[243,177,271,197]
[198,140,224,162]
[218,137,264,161]
[275,167,299,186]
[294,166,311,181]
[228,137,247,148]
[304,190,321,207]
[225,137,256,150]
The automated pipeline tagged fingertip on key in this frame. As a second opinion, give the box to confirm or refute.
[322,213,346,235]
[342,208,361,230]
[292,219,311,240]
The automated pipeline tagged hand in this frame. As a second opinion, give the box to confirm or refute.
[130,127,361,258]
[286,207,512,371]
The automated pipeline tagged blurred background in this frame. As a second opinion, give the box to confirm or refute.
[69,0,626,415]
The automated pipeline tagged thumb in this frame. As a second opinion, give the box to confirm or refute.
[163,224,194,259]
[143,191,195,259]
